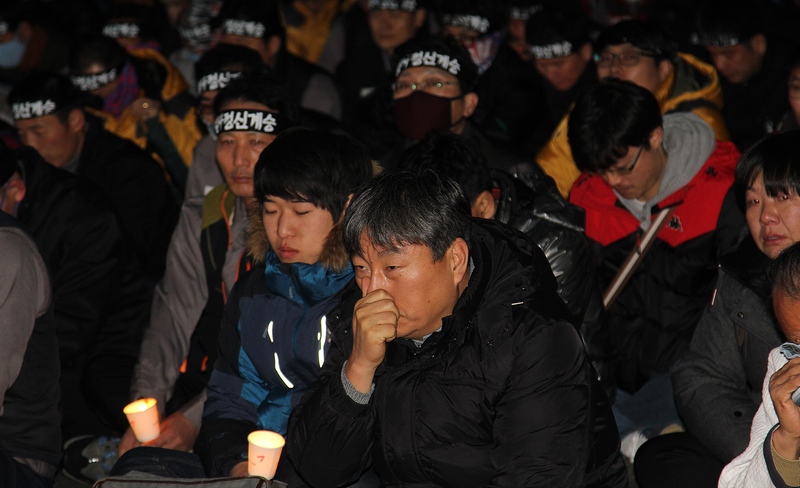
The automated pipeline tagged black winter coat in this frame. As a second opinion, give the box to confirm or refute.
[287,219,626,488]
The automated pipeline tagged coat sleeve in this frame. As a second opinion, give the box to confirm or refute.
[719,348,787,488]
[130,198,207,421]
[286,313,375,488]
[487,313,597,487]
[0,227,50,410]
[672,272,759,462]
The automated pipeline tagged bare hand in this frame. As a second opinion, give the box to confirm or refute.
[770,357,800,459]
[229,461,249,477]
[344,277,399,393]
[117,426,141,458]
[116,412,199,457]
[130,97,161,121]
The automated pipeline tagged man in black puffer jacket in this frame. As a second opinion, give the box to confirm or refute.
[287,169,626,488]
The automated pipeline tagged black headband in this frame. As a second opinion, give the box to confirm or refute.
[221,19,266,38]
[12,99,60,120]
[214,109,292,135]
[197,71,242,95]
[71,67,120,92]
[103,22,141,39]
[442,14,490,34]
[367,0,417,11]
[395,49,462,77]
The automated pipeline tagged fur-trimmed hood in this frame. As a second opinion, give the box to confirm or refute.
[245,200,351,272]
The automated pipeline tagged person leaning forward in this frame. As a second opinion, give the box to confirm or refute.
[287,169,627,488]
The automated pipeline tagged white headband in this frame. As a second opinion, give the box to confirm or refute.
[530,41,574,59]
[103,22,141,39]
[222,19,266,38]
[395,50,461,77]
[71,68,119,91]
[442,14,490,34]
[214,109,290,135]
[196,71,242,94]
[12,100,59,120]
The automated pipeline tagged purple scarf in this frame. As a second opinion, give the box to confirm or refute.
[104,61,140,119]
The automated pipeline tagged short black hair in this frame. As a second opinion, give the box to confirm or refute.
[393,36,479,93]
[212,72,299,124]
[568,78,662,172]
[254,128,374,222]
[399,131,491,204]
[194,43,268,83]
[343,169,471,262]
[595,20,677,63]
[769,241,800,299]
[69,36,128,74]
[525,6,594,54]
[213,0,284,41]
[693,0,764,47]
[735,130,800,211]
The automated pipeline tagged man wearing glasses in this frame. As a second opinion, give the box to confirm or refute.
[567,79,744,463]
[537,19,730,198]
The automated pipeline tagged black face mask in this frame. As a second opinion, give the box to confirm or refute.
[393,90,462,141]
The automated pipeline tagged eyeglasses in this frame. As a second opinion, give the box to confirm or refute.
[599,145,644,178]
[392,80,460,96]
[594,50,656,68]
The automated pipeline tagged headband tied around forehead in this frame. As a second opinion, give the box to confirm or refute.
[395,50,462,77]
[214,109,291,136]
[197,71,242,95]
[0,21,9,36]
[103,22,141,39]
[12,100,59,120]
[442,14,490,34]
[530,41,574,59]
[71,67,119,92]
[367,0,417,11]
[179,23,212,42]
[221,19,266,38]
[690,31,742,47]
[509,5,542,21]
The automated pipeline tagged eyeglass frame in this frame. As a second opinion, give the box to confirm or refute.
[594,49,657,68]
[598,144,644,178]
[391,80,461,95]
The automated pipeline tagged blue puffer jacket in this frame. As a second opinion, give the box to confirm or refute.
[195,248,354,477]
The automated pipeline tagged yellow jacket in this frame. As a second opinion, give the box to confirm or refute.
[537,53,730,198]
[91,47,201,174]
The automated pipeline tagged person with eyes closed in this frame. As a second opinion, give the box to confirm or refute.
[635,130,800,488]
[568,79,744,464]
[537,19,730,198]
[110,128,377,485]
[100,73,299,485]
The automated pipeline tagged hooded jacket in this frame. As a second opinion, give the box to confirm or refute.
[569,113,743,392]
[538,52,731,198]
[90,46,202,193]
[194,205,355,478]
[672,236,783,463]
[287,218,627,488]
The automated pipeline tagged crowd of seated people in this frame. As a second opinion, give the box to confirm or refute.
[2,1,800,487]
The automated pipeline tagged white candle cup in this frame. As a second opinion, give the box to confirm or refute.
[123,398,160,442]
[247,430,285,480]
